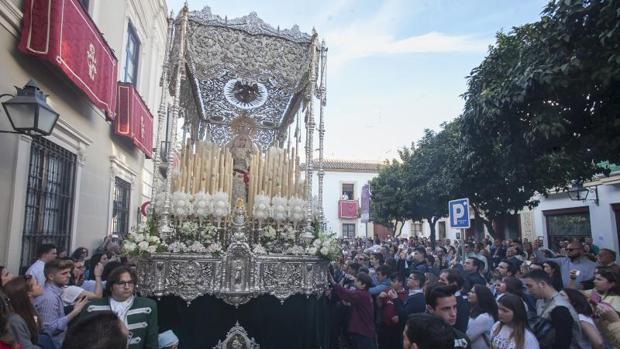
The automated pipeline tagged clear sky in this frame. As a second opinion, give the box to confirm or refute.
[167,0,549,161]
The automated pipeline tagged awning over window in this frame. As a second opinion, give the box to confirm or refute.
[339,200,359,219]
[18,0,118,120]
[115,82,153,158]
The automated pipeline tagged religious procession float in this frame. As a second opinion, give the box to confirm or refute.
[122,5,333,348]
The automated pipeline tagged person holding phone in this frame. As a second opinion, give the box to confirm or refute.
[33,259,89,349]
[595,302,620,348]
[582,269,620,313]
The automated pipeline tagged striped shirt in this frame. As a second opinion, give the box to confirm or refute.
[34,283,69,349]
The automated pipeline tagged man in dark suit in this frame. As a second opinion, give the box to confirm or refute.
[393,271,426,330]
[463,257,487,292]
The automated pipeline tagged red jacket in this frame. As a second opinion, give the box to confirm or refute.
[381,289,407,326]
[0,342,22,349]
[332,284,376,338]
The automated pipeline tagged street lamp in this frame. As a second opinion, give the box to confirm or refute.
[567,182,599,205]
[0,80,60,136]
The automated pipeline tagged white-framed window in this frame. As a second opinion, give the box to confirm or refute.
[438,221,446,239]
[108,156,136,237]
[123,22,140,85]
[112,177,131,236]
[341,183,354,200]
[411,221,423,235]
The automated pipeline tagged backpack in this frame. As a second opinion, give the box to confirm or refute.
[527,310,555,349]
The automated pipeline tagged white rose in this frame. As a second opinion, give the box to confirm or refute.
[123,242,136,252]
[320,246,329,256]
[134,234,145,242]
[147,245,157,254]
[313,239,322,248]
[138,241,149,251]
[168,242,183,253]
[307,247,318,255]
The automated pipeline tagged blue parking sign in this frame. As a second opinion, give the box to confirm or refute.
[449,198,470,229]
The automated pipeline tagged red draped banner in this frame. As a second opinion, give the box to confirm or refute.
[115,82,154,159]
[339,200,359,219]
[18,0,118,120]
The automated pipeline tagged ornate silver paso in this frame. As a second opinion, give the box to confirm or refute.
[135,199,329,308]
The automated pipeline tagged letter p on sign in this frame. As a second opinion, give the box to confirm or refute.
[449,198,470,229]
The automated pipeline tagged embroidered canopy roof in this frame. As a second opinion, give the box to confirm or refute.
[170,6,316,149]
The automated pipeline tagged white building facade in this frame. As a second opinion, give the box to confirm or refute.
[311,160,383,238]
[532,170,620,252]
[0,0,168,273]
[310,158,619,247]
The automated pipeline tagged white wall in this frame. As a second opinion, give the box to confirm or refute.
[0,0,168,272]
[532,182,620,252]
[311,169,378,238]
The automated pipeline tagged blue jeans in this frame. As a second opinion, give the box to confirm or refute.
[38,333,56,349]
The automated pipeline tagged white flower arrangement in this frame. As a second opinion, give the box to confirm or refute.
[171,191,192,218]
[252,244,267,255]
[253,194,271,221]
[124,241,138,253]
[178,221,199,238]
[309,234,341,260]
[212,192,230,219]
[193,191,213,218]
[206,242,223,255]
[312,239,322,248]
[288,197,306,223]
[188,241,207,253]
[167,241,188,253]
[282,225,296,241]
[270,196,288,222]
[122,220,163,256]
[262,226,277,240]
[199,224,218,244]
[287,245,305,256]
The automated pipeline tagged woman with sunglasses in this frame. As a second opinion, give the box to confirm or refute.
[3,275,44,349]
[491,293,539,349]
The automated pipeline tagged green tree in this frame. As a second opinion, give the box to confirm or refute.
[458,0,620,237]
[404,122,463,247]
[369,157,411,237]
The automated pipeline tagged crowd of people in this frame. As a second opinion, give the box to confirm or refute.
[327,236,620,349]
[1,234,619,349]
[0,241,179,349]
